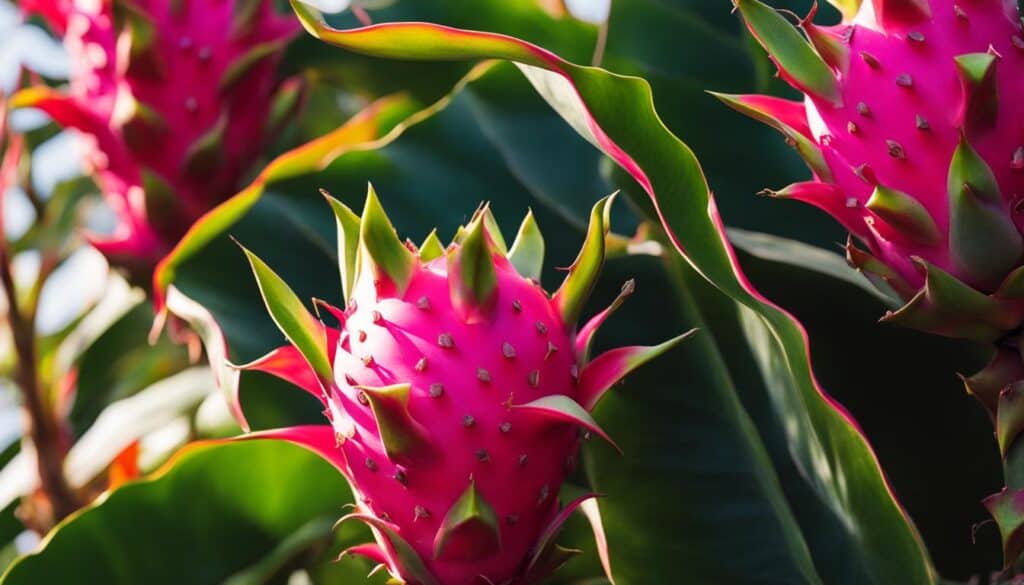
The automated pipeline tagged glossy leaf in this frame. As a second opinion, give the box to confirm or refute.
[0,441,361,584]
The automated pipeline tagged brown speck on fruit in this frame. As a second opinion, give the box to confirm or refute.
[856,102,871,117]
[518,454,528,467]
[365,458,378,472]
[499,422,512,434]
[394,470,407,485]
[907,31,925,42]
[416,296,430,310]
[414,505,430,520]
[916,115,930,131]
[415,357,427,372]
[954,4,967,19]
[512,299,522,312]
[537,484,549,505]
[1013,147,1024,171]
[859,51,880,69]
[570,364,580,383]
[475,449,490,462]
[506,514,519,526]
[477,368,491,383]
[854,164,876,184]
[429,383,444,398]
[528,370,540,388]
[545,341,558,360]
[895,73,913,88]
[438,333,454,349]
[847,121,858,134]
[463,414,476,428]
[357,391,369,405]
[886,139,905,159]
[535,321,548,334]
[502,342,517,359]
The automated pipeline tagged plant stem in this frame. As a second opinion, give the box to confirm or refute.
[592,10,610,67]
[0,246,79,526]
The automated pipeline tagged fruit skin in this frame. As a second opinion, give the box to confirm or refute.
[718,0,1024,342]
[238,187,690,584]
[15,0,299,279]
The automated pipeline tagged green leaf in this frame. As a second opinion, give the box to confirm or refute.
[553,196,612,326]
[0,368,218,515]
[447,212,498,315]
[433,481,501,562]
[323,193,361,304]
[71,302,191,436]
[240,246,332,382]
[734,0,840,104]
[0,441,357,584]
[508,210,545,281]
[359,183,416,293]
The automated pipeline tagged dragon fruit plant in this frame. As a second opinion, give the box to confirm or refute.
[15,0,299,281]
[236,186,689,584]
[717,0,1024,567]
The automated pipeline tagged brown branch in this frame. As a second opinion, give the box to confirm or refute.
[0,246,79,527]
[21,181,46,222]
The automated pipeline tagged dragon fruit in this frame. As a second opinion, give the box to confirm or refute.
[717,0,1024,343]
[15,0,299,280]
[236,187,689,584]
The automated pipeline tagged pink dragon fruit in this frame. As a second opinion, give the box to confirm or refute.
[236,187,689,584]
[717,0,1024,343]
[15,0,299,280]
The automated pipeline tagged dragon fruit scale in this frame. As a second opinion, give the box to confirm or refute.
[717,0,1024,343]
[15,0,299,280]
[237,187,690,585]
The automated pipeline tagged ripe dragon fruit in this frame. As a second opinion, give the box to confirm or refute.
[15,0,299,280]
[721,0,1024,567]
[236,187,689,584]
[716,0,1024,344]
